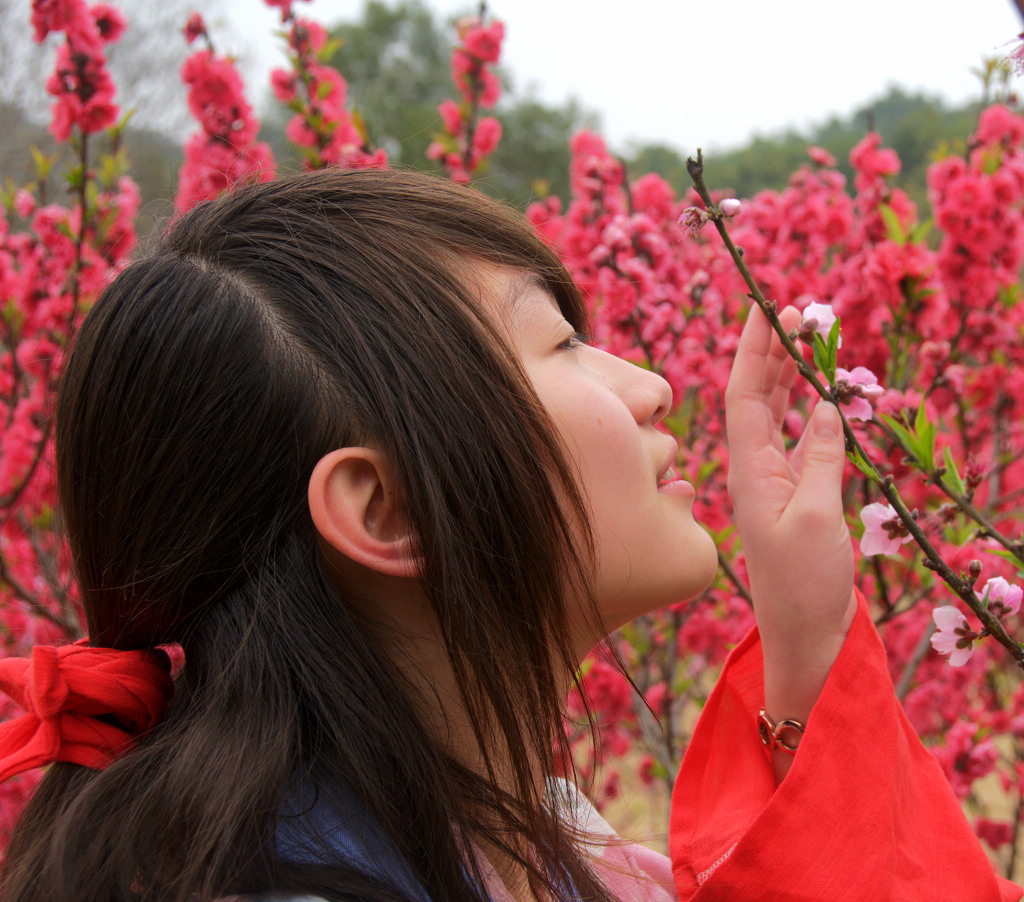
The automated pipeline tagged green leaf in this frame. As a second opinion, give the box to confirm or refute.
[825,316,841,380]
[879,204,906,245]
[880,412,923,465]
[65,163,85,191]
[914,400,936,467]
[984,547,1024,576]
[351,105,369,145]
[320,36,343,61]
[847,445,879,482]
[30,146,54,182]
[941,445,966,496]
[3,299,24,336]
[696,459,721,483]
[910,219,933,244]
[812,332,836,384]
[999,284,1020,310]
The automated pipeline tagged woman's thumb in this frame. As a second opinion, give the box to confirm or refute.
[794,401,846,502]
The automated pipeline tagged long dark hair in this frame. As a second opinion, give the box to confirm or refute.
[1,169,617,902]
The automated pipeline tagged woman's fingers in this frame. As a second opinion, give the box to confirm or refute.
[726,304,801,502]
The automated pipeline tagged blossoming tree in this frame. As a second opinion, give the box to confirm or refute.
[3,0,1024,879]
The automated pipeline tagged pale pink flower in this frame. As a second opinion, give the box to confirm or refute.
[808,145,837,167]
[980,576,1022,617]
[719,198,741,217]
[13,190,35,219]
[1009,34,1024,75]
[832,366,883,421]
[798,300,840,345]
[677,206,708,237]
[930,605,978,666]
[859,502,913,556]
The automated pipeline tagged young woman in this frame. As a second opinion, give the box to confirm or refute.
[0,169,1017,902]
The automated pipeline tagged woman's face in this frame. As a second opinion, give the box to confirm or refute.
[479,265,718,647]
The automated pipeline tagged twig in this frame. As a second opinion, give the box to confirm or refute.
[894,618,936,701]
[686,149,1024,668]
[717,548,753,608]
[872,415,1024,564]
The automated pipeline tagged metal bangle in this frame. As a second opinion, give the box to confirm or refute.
[758,708,805,755]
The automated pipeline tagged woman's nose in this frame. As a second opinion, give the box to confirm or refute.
[602,350,673,425]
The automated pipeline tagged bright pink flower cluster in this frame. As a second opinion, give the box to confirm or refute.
[32,0,124,141]
[929,105,1024,342]
[426,15,505,183]
[175,15,276,213]
[269,4,387,171]
[3,3,147,847]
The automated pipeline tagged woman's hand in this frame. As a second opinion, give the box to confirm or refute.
[725,304,856,774]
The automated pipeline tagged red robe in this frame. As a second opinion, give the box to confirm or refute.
[670,591,1022,901]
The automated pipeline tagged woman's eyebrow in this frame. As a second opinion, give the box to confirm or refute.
[506,271,553,314]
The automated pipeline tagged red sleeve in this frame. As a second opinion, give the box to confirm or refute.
[669,589,1022,901]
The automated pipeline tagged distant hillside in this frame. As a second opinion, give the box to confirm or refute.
[0,101,182,241]
[625,86,990,213]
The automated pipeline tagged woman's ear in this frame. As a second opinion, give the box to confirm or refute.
[308,448,420,578]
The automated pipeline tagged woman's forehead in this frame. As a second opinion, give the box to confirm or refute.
[471,264,560,327]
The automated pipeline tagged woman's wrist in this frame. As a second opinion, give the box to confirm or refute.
[760,588,858,721]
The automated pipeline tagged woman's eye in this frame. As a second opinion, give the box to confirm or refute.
[557,332,589,351]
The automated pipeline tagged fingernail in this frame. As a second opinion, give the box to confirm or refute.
[814,402,841,438]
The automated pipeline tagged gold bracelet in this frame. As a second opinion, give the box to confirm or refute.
[757,708,805,755]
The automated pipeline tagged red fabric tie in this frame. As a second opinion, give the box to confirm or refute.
[0,641,173,781]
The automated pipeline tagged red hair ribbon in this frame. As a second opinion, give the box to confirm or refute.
[0,640,173,782]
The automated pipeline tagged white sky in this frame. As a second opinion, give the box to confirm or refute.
[225,0,1024,154]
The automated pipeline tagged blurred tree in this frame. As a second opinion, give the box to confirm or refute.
[0,0,216,237]
[625,86,988,216]
[0,0,228,138]
[259,0,597,205]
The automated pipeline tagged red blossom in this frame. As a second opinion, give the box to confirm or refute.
[182,11,205,43]
[90,3,126,43]
[176,43,275,212]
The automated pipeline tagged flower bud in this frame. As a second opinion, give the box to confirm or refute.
[857,384,886,400]
[719,198,742,217]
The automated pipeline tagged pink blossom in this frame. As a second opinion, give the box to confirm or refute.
[719,198,741,218]
[438,99,461,135]
[798,300,839,343]
[859,502,913,556]
[176,46,275,211]
[831,366,883,420]
[677,206,708,237]
[807,145,836,167]
[13,190,36,219]
[975,818,1014,851]
[472,116,502,157]
[1010,34,1024,74]
[930,606,978,666]
[43,33,119,141]
[457,17,504,64]
[90,3,126,44]
[290,18,327,55]
[270,68,296,103]
[264,0,315,24]
[980,576,1022,617]
[31,0,91,43]
[183,12,206,44]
